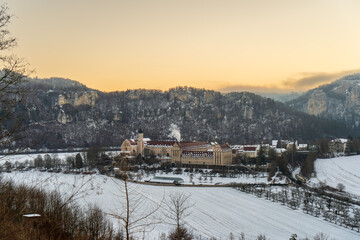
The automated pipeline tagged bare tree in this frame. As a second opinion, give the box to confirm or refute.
[81,151,88,170]
[34,154,44,168]
[44,154,52,169]
[228,232,234,240]
[108,156,163,239]
[239,232,245,240]
[0,4,31,153]
[66,155,75,169]
[313,232,328,240]
[84,204,114,240]
[164,192,194,239]
[256,234,267,240]
[75,153,83,170]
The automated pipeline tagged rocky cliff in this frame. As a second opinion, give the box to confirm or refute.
[287,73,360,129]
[9,78,351,149]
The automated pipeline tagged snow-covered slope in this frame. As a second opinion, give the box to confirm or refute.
[2,171,359,240]
[312,155,360,196]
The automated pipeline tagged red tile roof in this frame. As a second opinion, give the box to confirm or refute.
[178,141,208,149]
[243,146,257,151]
[147,141,176,146]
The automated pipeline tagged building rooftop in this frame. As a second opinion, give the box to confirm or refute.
[147,140,176,147]
[243,146,257,151]
[178,141,208,149]
[220,144,231,150]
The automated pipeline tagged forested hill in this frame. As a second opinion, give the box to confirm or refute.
[287,73,360,130]
[10,77,353,149]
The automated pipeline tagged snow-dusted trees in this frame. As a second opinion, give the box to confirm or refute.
[352,208,360,232]
[337,183,345,192]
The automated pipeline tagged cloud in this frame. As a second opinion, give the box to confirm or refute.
[219,69,360,93]
[283,69,360,89]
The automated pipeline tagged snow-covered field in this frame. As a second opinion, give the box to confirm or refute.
[0,151,121,164]
[0,152,76,164]
[142,171,274,185]
[312,155,360,196]
[2,171,359,240]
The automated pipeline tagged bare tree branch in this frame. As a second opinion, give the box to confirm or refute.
[105,156,165,239]
[0,4,32,156]
[164,192,194,238]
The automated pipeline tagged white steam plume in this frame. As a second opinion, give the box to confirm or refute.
[168,124,181,141]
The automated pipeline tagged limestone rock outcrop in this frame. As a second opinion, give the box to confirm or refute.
[288,73,360,129]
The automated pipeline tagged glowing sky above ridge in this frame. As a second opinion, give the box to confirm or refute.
[6,0,360,92]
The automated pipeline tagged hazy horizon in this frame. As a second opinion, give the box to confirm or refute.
[29,71,359,97]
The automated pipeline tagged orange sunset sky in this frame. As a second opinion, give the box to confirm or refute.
[6,0,360,93]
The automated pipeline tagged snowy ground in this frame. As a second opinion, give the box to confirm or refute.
[0,151,120,164]
[140,171,276,185]
[311,155,360,196]
[0,152,76,164]
[2,171,359,240]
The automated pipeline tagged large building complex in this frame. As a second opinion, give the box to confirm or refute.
[120,130,232,166]
[171,141,232,166]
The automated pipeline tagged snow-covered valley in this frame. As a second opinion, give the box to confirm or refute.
[2,171,359,240]
[2,153,360,239]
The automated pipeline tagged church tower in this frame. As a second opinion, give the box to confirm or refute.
[137,128,144,156]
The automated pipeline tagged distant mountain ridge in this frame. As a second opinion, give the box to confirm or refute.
[254,91,303,103]
[287,73,360,129]
[28,77,88,90]
[6,77,353,149]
